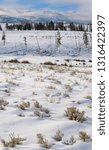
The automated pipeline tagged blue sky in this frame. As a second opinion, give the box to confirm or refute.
[0,0,92,21]
[0,0,91,11]
[18,0,79,11]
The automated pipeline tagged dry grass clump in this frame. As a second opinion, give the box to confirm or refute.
[33,100,50,117]
[60,63,68,67]
[47,85,56,90]
[32,91,37,95]
[53,130,64,141]
[34,109,50,118]
[0,99,9,110]
[7,80,19,86]
[3,88,10,93]
[4,59,20,63]
[85,95,92,100]
[1,133,26,147]
[64,84,73,92]
[43,61,57,66]
[79,131,91,142]
[64,136,76,145]
[87,105,92,108]
[4,59,30,64]
[17,101,30,110]
[74,59,86,62]
[65,107,86,123]
[34,101,42,109]
[89,60,92,63]
[40,107,50,114]
[63,93,70,98]
[21,60,30,64]
[18,113,25,117]
[37,133,52,149]
[47,66,55,70]
[64,59,71,62]
[34,110,41,117]
[48,77,61,85]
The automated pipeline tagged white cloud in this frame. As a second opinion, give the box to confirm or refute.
[0,8,91,22]
[66,11,91,21]
[0,0,91,21]
[43,0,92,19]
[43,0,91,6]
[0,0,32,10]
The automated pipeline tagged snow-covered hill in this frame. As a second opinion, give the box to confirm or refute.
[0,15,31,23]
[0,9,91,23]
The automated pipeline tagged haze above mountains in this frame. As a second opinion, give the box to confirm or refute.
[0,8,91,23]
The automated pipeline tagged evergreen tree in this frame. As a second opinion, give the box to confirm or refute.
[2,31,6,45]
[69,23,75,31]
[6,23,9,30]
[89,24,92,32]
[55,30,61,48]
[48,21,54,30]
[57,22,64,30]
[83,31,88,48]
[0,25,2,31]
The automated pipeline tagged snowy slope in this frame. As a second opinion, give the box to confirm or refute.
[0,15,31,23]
[0,31,92,150]
[0,31,92,58]
[0,56,92,150]
[0,9,91,23]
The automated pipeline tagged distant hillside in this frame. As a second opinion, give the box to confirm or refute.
[0,9,91,24]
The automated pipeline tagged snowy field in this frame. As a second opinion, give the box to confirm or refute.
[0,31,92,150]
[0,31,91,57]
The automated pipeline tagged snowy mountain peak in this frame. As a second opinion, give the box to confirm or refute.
[0,9,91,23]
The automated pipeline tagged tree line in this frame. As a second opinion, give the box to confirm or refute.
[0,21,92,32]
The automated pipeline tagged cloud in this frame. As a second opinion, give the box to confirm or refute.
[0,0,32,10]
[0,8,91,22]
[43,0,92,19]
[43,0,92,12]
[43,0,91,6]
[0,0,92,21]
[66,10,91,21]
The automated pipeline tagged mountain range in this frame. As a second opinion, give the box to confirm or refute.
[0,9,91,24]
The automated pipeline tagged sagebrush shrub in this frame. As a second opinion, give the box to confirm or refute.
[64,84,73,92]
[21,60,30,64]
[37,133,52,149]
[53,130,64,141]
[34,110,41,117]
[40,107,50,114]
[8,134,24,147]
[1,133,25,147]
[34,101,42,109]
[0,99,9,110]
[37,133,44,144]
[64,136,76,145]
[85,95,92,100]
[43,61,56,66]
[33,101,50,117]
[65,107,86,123]
[17,101,30,110]
[79,131,91,142]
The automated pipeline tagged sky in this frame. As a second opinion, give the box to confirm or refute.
[0,0,92,21]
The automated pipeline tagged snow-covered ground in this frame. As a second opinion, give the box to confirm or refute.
[0,31,92,150]
[0,31,91,57]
